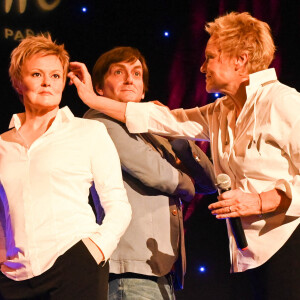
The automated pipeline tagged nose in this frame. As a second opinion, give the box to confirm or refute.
[42,75,51,87]
[124,72,133,84]
[200,60,207,73]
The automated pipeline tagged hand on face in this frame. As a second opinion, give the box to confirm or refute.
[68,61,98,108]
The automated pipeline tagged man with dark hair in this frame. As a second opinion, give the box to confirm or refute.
[84,46,216,299]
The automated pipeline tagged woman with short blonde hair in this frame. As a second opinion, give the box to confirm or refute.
[0,34,131,300]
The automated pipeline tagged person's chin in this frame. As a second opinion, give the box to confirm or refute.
[206,85,219,94]
[120,97,141,103]
[206,86,214,93]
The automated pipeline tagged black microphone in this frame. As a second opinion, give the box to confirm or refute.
[216,174,248,251]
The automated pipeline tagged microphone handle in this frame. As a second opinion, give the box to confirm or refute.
[228,217,248,250]
[218,187,248,251]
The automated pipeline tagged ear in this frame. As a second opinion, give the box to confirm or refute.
[141,92,145,100]
[14,83,22,95]
[234,52,248,72]
[95,86,104,96]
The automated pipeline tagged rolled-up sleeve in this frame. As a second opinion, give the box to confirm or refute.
[284,117,300,216]
[126,102,210,140]
[269,90,300,217]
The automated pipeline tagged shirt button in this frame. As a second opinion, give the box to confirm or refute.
[172,209,177,216]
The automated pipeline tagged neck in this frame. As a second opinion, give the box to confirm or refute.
[23,106,59,129]
[225,77,249,117]
[17,106,59,148]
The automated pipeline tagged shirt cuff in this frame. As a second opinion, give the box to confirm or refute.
[126,102,152,133]
[275,179,300,216]
[88,232,116,263]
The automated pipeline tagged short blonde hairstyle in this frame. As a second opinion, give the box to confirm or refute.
[205,12,275,73]
[9,33,69,92]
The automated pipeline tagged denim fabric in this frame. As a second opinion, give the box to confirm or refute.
[109,276,176,300]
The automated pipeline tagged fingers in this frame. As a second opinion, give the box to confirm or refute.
[208,189,240,218]
[69,61,88,72]
[208,190,261,218]
[208,199,231,210]
[209,204,238,219]
[68,61,92,84]
[67,72,81,88]
[208,199,235,219]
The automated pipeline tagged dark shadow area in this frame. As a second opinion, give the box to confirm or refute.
[176,193,232,299]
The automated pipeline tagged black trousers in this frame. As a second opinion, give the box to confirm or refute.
[230,224,300,300]
[0,240,109,300]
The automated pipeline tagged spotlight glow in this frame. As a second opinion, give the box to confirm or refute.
[214,93,219,97]
[199,266,206,273]
[164,31,169,37]
[82,7,87,12]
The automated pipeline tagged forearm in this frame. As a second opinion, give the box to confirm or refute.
[170,139,216,194]
[259,188,291,214]
[87,95,127,123]
[126,102,209,139]
[68,61,127,123]
[174,171,195,202]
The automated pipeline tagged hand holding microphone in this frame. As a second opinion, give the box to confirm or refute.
[210,173,248,251]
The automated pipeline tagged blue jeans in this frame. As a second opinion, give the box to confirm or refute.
[109,274,176,300]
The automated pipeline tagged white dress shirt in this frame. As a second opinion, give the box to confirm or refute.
[0,106,131,280]
[125,68,300,272]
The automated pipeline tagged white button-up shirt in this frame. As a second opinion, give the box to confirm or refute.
[0,106,131,280]
[125,68,300,272]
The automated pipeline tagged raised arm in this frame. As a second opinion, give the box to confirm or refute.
[68,62,127,123]
[69,62,210,140]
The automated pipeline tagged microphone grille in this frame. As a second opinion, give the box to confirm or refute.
[216,173,231,190]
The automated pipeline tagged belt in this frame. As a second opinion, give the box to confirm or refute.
[109,272,171,283]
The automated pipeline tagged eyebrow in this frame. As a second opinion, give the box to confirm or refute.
[111,63,142,70]
[29,67,63,72]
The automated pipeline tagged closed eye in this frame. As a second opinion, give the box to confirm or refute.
[205,55,214,62]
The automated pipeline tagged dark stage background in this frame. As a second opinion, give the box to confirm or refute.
[0,1,299,299]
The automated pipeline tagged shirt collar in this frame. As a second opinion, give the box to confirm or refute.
[246,68,277,100]
[8,106,74,130]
